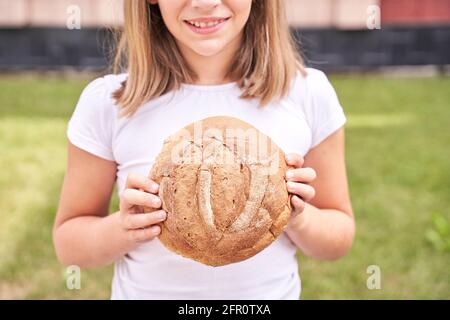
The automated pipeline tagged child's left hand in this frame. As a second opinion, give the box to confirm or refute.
[285,153,317,217]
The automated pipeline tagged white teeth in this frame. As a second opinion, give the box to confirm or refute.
[187,19,226,28]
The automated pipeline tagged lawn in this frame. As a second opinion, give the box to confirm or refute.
[0,73,449,299]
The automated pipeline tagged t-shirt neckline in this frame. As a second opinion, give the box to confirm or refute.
[180,81,238,92]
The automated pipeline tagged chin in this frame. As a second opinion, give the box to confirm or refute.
[188,40,228,57]
[192,48,224,57]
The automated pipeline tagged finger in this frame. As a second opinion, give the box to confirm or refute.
[120,188,162,211]
[125,173,159,194]
[291,195,305,214]
[285,153,304,168]
[285,167,316,182]
[127,225,161,243]
[291,195,305,215]
[122,210,167,230]
[286,181,316,202]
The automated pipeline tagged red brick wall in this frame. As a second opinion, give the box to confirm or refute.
[381,0,450,25]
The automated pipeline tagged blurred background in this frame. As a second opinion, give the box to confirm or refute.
[1,0,450,71]
[0,0,449,299]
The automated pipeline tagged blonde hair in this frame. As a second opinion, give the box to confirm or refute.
[113,0,305,117]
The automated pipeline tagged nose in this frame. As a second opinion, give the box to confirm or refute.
[191,0,221,10]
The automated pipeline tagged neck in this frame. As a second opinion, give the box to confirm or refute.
[177,35,242,85]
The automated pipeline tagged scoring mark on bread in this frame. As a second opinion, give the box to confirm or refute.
[229,166,268,232]
[197,169,215,228]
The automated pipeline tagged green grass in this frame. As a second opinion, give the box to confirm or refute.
[0,73,449,299]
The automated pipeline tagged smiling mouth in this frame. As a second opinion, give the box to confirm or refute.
[184,17,230,29]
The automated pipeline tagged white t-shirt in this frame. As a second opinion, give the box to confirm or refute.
[67,67,347,300]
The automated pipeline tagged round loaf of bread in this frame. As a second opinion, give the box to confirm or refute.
[146,116,291,266]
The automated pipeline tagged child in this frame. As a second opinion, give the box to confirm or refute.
[53,0,355,299]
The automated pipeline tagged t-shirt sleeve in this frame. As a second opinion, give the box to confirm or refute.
[304,69,347,149]
[67,77,116,161]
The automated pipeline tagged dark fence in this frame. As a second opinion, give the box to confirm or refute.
[0,28,113,70]
[294,26,450,71]
[0,26,449,71]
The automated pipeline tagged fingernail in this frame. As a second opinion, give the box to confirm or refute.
[285,170,293,179]
[157,211,166,220]
[153,198,161,207]
[150,182,159,193]
[151,226,160,235]
[286,181,294,189]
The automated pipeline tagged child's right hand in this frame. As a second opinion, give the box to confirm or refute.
[119,173,167,244]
